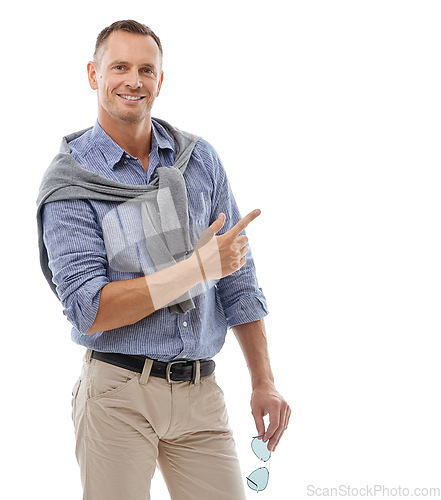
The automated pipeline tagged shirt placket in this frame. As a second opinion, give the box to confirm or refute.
[176,313,196,359]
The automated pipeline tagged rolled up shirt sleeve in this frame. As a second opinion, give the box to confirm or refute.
[41,199,110,334]
[205,143,269,328]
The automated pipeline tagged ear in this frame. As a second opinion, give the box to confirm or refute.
[87,61,99,90]
[156,71,164,97]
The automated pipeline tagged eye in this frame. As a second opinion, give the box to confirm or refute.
[114,65,125,71]
[143,68,153,74]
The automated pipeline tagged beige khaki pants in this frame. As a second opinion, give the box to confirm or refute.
[71,350,246,500]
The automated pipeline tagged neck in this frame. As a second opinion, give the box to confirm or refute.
[98,110,153,160]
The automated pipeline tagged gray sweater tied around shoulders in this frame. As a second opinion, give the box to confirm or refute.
[36,118,203,315]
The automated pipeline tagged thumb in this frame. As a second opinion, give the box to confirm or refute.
[194,213,225,251]
[252,410,266,439]
[211,213,226,235]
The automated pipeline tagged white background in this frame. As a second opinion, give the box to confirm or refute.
[1,1,440,499]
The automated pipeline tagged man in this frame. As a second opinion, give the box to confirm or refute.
[37,20,290,500]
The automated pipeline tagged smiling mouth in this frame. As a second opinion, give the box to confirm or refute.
[117,94,145,101]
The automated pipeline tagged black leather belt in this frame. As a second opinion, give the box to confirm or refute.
[91,351,215,383]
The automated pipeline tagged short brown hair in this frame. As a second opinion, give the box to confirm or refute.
[93,20,163,67]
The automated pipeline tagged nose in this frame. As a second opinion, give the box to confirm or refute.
[124,68,142,89]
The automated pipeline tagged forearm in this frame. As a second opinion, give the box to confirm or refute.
[234,319,291,452]
[87,255,203,334]
[232,319,275,389]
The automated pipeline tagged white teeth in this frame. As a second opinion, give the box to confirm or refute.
[120,95,143,100]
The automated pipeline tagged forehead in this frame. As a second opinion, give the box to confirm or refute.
[101,31,161,66]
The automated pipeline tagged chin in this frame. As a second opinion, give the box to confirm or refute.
[119,115,144,124]
[114,110,147,124]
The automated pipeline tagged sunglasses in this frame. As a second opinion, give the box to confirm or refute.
[246,435,271,492]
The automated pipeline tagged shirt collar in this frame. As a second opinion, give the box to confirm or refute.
[151,118,175,152]
[89,119,175,170]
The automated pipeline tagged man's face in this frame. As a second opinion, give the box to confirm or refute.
[88,31,163,125]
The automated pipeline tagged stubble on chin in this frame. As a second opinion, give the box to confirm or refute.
[111,93,155,124]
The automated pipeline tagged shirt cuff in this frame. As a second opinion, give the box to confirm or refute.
[63,276,108,335]
[223,289,269,329]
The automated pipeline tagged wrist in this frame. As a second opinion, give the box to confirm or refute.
[251,377,275,392]
[185,252,205,285]
[195,249,207,282]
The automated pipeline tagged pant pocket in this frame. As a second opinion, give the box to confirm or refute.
[71,377,82,426]
[87,359,139,401]
[202,372,225,396]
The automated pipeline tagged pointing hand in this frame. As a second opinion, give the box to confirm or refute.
[193,209,261,281]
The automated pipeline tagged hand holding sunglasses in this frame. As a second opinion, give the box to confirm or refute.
[246,435,271,492]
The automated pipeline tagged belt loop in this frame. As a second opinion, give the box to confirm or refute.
[139,357,153,386]
[193,360,201,385]
[85,349,92,364]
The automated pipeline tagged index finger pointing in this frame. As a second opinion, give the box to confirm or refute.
[227,209,261,237]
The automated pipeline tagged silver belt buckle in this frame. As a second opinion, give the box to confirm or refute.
[166,361,185,383]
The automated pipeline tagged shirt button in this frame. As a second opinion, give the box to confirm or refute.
[125,154,130,159]
[183,321,188,327]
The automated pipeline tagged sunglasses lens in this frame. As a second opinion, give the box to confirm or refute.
[247,467,269,491]
[251,437,271,462]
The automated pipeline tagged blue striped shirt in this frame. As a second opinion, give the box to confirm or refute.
[42,119,268,361]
